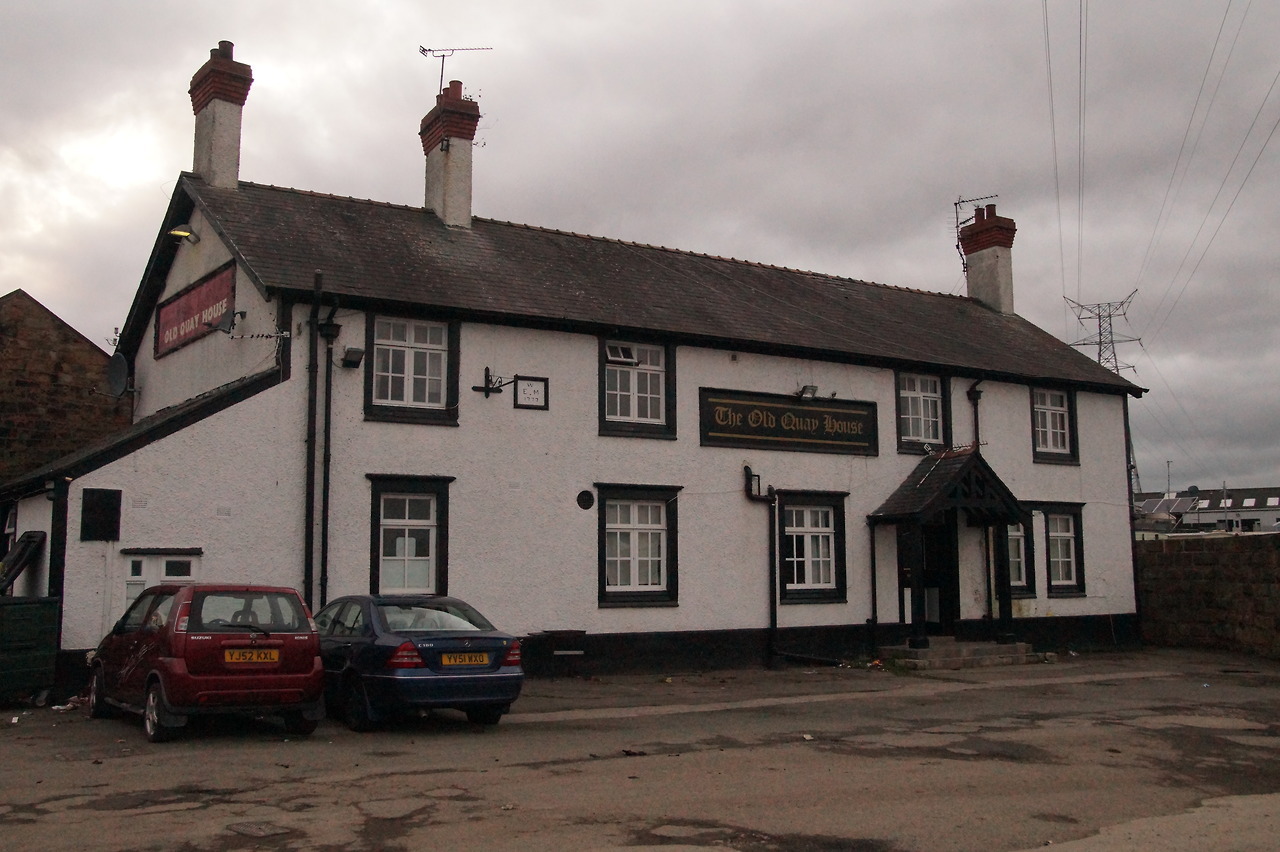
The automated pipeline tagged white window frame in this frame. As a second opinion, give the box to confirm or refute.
[782,506,836,590]
[379,494,437,593]
[1008,523,1028,587]
[1033,389,1072,454]
[1047,513,1078,587]
[605,341,665,424]
[604,499,666,591]
[124,555,199,608]
[373,318,448,409]
[899,373,943,443]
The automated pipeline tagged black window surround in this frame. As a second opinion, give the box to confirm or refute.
[1034,502,1086,597]
[363,314,461,426]
[895,371,952,455]
[596,482,680,607]
[1030,386,1080,465]
[597,337,677,440]
[777,490,848,604]
[366,474,455,595]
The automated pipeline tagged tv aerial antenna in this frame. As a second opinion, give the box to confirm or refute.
[419,46,492,93]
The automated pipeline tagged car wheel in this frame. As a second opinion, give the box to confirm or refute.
[465,706,505,726]
[343,679,377,732]
[88,667,113,719]
[143,682,182,743]
[282,712,318,736]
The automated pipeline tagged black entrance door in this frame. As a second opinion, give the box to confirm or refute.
[919,512,960,634]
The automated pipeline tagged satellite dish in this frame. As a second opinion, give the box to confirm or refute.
[106,352,130,398]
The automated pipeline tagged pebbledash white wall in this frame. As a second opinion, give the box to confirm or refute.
[57,377,305,649]
[49,298,1135,649]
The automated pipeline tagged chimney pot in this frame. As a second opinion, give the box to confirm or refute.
[985,203,997,218]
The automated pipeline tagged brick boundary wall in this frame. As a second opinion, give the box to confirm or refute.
[1135,534,1280,659]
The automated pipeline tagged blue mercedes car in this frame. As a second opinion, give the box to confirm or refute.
[313,594,523,730]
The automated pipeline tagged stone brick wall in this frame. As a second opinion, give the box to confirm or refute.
[0,290,133,482]
[1135,534,1280,659]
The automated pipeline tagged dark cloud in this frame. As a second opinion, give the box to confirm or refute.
[4,0,1277,487]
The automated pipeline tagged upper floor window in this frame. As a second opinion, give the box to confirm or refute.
[366,316,459,426]
[1032,388,1078,463]
[597,483,680,606]
[897,373,947,452]
[778,491,848,604]
[599,340,676,439]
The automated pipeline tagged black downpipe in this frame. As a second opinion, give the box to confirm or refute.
[302,272,322,610]
[744,466,779,666]
[867,523,878,653]
[317,308,341,608]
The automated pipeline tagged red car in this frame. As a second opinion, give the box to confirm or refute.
[88,584,325,742]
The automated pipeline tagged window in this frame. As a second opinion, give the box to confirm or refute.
[368,475,452,594]
[599,339,676,438]
[118,549,202,606]
[1045,509,1085,595]
[778,492,848,603]
[897,373,947,452]
[365,316,459,425]
[1006,522,1035,597]
[597,484,680,606]
[1032,388,1078,462]
[81,489,122,541]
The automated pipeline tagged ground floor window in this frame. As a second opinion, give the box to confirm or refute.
[597,483,680,606]
[1043,506,1085,596]
[367,475,453,594]
[778,491,848,603]
[1006,521,1035,597]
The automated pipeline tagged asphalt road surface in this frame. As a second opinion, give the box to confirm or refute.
[2,647,1279,851]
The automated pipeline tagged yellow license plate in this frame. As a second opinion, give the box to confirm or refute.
[225,648,279,663]
[441,652,489,666]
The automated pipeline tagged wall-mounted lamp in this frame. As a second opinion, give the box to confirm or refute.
[796,384,819,401]
[167,225,200,245]
[341,347,365,368]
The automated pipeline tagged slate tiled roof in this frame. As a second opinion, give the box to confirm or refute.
[185,175,1139,394]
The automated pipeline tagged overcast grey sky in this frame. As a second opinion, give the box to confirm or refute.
[3,1,1277,491]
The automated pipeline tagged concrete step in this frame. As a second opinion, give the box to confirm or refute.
[875,638,1056,671]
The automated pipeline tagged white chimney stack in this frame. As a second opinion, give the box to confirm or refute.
[189,41,253,189]
[419,80,481,228]
[959,203,1017,314]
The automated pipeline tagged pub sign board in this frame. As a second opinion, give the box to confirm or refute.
[155,262,235,358]
[699,388,878,455]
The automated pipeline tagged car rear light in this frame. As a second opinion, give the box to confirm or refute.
[386,641,425,669]
[501,640,522,667]
[174,603,190,633]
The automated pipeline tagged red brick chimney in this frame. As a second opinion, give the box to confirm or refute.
[959,203,1017,314]
[189,41,253,189]
[419,80,481,227]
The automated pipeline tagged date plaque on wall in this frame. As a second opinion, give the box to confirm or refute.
[513,375,549,410]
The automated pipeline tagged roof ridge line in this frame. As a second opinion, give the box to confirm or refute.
[479,217,971,301]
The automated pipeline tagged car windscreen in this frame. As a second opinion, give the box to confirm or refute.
[378,602,494,632]
[190,591,308,632]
